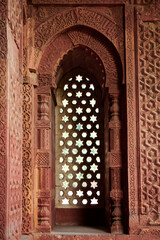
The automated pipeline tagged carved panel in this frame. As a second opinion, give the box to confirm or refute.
[34,5,123,29]
[0,1,7,239]
[38,95,50,120]
[36,151,50,168]
[109,152,122,167]
[37,198,51,231]
[22,84,33,233]
[37,129,50,149]
[138,22,160,223]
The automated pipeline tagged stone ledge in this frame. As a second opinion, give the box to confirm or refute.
[24,233,160,240]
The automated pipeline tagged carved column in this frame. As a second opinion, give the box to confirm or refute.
[109,91,123,234]
[35,83,52,232]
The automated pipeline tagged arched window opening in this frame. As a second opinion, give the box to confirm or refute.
[55,69,106,227]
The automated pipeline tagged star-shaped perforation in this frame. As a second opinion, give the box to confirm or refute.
[76,75,83,82]
[76,190,84,197]
[76,139,83,148]
[62,99,69,107]
[76,155,84,164]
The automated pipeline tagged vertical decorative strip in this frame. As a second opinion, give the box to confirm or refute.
[125,3,139,234]
[0,1,7,239]
[22,83,33,233]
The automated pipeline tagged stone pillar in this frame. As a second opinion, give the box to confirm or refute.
[35,83,52,232]
[109,91,123,234]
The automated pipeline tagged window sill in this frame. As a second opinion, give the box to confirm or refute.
[52,225,108,235]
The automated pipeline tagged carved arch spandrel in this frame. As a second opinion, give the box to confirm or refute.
[33,7,124,78]
[34,7,123,48]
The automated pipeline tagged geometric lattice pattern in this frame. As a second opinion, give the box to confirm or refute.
[139,22,160,216]
[36,152,50,167]
[55,73,104,208]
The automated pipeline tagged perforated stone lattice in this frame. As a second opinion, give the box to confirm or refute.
[55,74,104,208]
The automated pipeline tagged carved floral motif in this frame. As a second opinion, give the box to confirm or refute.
[22,84,33,233]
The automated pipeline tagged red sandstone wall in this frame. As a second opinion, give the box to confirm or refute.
[0,0,23,239]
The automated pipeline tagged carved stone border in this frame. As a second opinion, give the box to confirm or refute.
[0,0,7,239]
[125,3,139,234]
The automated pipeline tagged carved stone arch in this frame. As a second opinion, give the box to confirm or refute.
[34,7,124,76]
[34,17,127,233]
[37,26,123,89]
